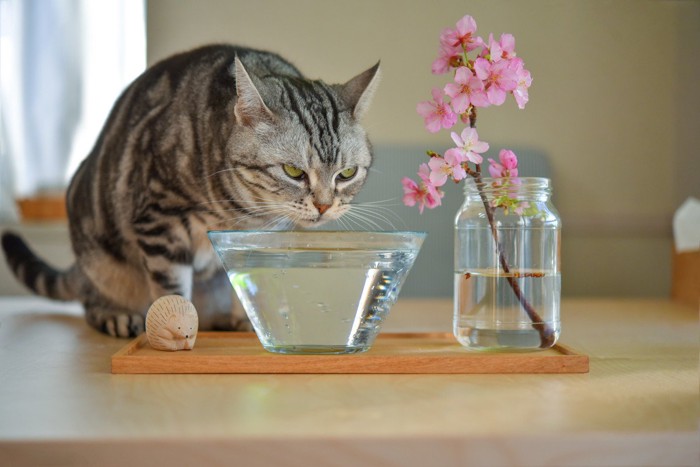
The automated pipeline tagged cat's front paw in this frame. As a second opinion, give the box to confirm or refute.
[100,313,145,338]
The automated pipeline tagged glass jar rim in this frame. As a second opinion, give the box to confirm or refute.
[463,176,552,195]
[464,177,552,191]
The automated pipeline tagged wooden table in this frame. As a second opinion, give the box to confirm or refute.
[0,297,697,466]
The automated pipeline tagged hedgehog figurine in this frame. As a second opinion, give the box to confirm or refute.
[146,295,199,351]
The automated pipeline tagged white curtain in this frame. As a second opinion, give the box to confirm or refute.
[0,0,145,221]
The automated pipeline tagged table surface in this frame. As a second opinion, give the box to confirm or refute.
[0,296,697,466]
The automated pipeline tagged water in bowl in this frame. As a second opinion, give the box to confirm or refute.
[222,248,417,354]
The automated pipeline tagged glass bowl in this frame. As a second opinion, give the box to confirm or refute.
[208,230,426,355]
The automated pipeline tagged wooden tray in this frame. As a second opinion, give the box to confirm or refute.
[111,332,589,374]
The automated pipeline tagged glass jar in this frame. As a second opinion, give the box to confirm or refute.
[454,177,561,351]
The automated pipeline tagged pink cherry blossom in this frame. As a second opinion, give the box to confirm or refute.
[509,58,532,109]
[402,171,443,214]
[486,33,516,62]
[428,157,450,187]
[445,127,489,164]
[445,150,467,181]
[424,186,444,210]
[416,88,458,133]
[444,67,490,112]
[401,177,423,209]
[419,163,443,203]
[499,149,518,169]
[428,151,467,187]
[440,15,480,52]
[432,44,462,75]
[417,162,431,184]
[473,57,518,106]
[488,149,519,178]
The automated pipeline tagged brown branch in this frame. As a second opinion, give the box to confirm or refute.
[468,105,477,128]
[464,164,479,178]
[470,173,556,348]
[466,111,555,348]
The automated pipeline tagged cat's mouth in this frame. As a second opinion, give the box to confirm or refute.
[295,205,347,228]
[295,214,333,228]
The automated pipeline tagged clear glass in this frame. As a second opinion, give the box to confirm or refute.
[208,231,426,354]
[454,177,561,351]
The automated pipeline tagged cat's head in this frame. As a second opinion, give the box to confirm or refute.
[224,57,380,229]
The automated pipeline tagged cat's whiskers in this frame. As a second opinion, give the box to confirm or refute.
[332,208,370,231]
[334,214,355,232]
[346,208,399,230]
[342,211,384,231]
[261,213,295,231]
[340,199,405,231]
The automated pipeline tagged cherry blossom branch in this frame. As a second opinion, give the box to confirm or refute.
[463,107,555,347]
[403,13,553,347]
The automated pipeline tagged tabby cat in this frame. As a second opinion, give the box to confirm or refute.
[1,45,380,337]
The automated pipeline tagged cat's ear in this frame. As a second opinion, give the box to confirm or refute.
[233,56,274,126]
[340,62,381,120]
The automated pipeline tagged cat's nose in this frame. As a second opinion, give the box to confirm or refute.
[314,203,331,215]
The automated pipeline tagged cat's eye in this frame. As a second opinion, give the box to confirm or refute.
[283,164,305,180]
[337,167,357,181]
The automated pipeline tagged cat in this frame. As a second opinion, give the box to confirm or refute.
[1,44,380,337]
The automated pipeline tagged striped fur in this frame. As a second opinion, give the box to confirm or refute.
[1,45,380,337]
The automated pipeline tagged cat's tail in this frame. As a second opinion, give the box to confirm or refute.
[1,231,79,301]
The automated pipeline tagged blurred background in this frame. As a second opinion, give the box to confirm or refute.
[1,0,698,299]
